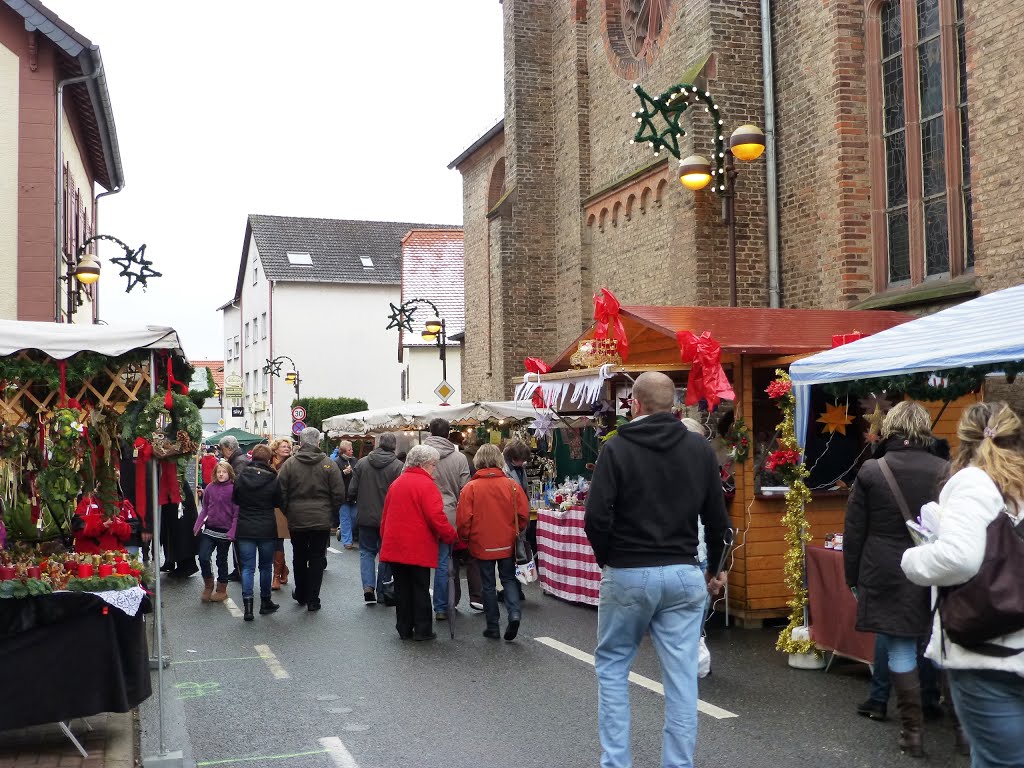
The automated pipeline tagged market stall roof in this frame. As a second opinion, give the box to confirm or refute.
[789,284,1024,386]
[548,305,912,370]
[203,427,267,449]
[0,320,185,360]
[322,400,553,436]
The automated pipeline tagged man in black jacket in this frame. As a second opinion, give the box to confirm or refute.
[348,432,403,605]
[584,371,729,768]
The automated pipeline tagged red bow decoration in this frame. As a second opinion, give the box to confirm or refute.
[132,437,152,524]
[524,358,551,408]
[163,352,190,409]
[677,330,735,410]
[593,288,630,361]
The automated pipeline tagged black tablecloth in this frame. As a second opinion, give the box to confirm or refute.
[0,592,152,730]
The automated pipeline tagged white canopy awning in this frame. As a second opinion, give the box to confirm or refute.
[0,320,185,360]
[789,283,1024,445]
[322,400,574,436]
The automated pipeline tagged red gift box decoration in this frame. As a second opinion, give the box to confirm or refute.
[831,332,863,348]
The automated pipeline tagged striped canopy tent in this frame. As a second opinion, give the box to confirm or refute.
[789,284,1024,446]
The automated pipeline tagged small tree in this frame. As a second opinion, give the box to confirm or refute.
[292,397,367,434]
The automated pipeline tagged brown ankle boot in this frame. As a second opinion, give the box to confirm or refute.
[200,576,214,602]
[209,582,228,602]
[280,556,289,585]
[272,551,283,591]
[893,670,925,758]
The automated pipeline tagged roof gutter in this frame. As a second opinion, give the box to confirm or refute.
[80,45,125,192]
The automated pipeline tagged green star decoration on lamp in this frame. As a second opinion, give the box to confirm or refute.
[263,358,284,378]
[385,302,416,333]
[630,82,728,196]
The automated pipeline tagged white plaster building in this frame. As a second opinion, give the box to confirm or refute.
[219,215,458,438]
[399,230,464,404]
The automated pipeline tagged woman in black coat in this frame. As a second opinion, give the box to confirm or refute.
[232,444,283,621]
[844,401,948,757]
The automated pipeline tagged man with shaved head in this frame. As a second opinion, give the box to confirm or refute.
[585,371,730,768]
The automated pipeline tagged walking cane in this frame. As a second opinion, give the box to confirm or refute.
[446,553,457,639]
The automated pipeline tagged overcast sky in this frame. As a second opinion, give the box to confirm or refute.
[44,1,505,359]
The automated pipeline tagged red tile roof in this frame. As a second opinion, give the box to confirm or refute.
[400,230,465,347]
[190,360,225,390]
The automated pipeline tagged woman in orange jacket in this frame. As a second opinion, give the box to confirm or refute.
[456,444,530,642]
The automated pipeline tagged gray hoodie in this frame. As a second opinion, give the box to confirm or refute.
[349,448,403,528]
[424,435,471,525]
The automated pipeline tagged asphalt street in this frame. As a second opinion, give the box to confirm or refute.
[140,544,971,768]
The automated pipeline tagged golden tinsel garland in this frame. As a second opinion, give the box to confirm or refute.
[768,370,817,656]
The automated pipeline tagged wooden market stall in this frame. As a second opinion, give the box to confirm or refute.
[518,304,975,626]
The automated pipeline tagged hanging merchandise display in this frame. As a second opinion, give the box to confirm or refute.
[816,403,855,436]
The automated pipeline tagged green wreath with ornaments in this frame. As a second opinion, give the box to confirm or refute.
[128,392,203,448]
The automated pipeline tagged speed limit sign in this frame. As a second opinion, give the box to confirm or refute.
[291,406,307,422]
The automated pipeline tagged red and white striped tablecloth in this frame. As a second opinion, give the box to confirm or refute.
[536,506,601,606]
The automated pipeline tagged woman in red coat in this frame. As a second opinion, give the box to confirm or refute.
[380,444,458,641]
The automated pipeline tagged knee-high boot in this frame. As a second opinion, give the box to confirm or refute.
[272,551,284,591]
[279,551,289,585]
[893,670,925,758]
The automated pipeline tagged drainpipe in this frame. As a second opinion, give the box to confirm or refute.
[90,184,123,322]
[54,65,103,322]
[761,0,781,308]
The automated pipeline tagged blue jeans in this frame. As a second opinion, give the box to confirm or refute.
[237,538,275,599]
[948,669,1024,768]
[197,534,231,582]
[596,564,707,768]
[869,634,940,706]
[358,526,392,593]
[433,541,452,613]
[479,556,519,631]
[338,503,357,546]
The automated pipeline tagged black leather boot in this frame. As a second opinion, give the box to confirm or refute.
[893,670,925,758]
[243,598,254,622]
[259,596,280,615]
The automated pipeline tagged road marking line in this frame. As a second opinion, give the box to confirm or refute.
[327,547,343,554]
[534,636,738,720]
[172,655,262,665]
[223,597,244,618]
[319,736,360,768]
[254,644,290,679]
[196,749,328,766]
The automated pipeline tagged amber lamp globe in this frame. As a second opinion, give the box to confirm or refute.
[424,318,443,335]
[730,124,766,162]
[679,155,712,190]
[73,254,101,285]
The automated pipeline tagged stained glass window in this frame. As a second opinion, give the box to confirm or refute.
[875,0,972,286]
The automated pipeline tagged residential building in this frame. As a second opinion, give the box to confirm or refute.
[450,0,1024,401]
[0,0,124,323]
[189,359,224,434]
[219,215,458,438]
[399,229,464,405]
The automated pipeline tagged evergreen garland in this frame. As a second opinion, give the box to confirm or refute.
[822,361,1024,403]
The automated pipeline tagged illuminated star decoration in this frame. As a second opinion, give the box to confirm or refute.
[532,411,554,439]
[263,358,283,378]
[817,402,856,436]
[108,242,161,293]
[385,302,416,333]
[619,395,633,413]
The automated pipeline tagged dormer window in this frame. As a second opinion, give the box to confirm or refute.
[360,256,374,269]
[287,251,313,266]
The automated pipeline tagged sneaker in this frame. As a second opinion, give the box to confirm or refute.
[856,698,887,721]
[504,617,521,642]
[364,589,376,605]
[435,612,447,621]
[469,601,484,611]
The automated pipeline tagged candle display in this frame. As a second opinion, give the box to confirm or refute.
[98,564,114,577]
[26,566,41,579]
[116,561,131,575]
[77,563,94,578]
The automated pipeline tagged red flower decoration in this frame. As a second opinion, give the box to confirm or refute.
[765,379,792,399]
[765,449,802,472]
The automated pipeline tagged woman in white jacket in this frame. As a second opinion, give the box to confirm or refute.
[901,402,1024,768]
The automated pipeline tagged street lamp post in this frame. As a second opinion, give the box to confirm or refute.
[631,83,766,306]
[421,316,447,384]
[264,355,301,399]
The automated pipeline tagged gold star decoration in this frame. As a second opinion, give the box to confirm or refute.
[863,404,886,442]
[817,402,855,435]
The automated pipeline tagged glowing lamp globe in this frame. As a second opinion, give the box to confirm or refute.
[73,254,101,284]
[424,318,443,335]
[679,155,712,190]
[730,124,766,161]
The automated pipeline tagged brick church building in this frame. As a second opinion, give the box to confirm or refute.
[451,0,1022,401]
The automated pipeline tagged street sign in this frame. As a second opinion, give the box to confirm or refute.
[224,373,243,398]
[218,419,225,426]
[291,406,307,422]
[231,406,244,417]
[291,420,306,435]
[434,380,455,404]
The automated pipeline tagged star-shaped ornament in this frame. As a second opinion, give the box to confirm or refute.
[619,395,633,413]
[109,243,161,293]
[631,84,690,159]
[263,358,283,378]
[858,394,893,416]
[385,302,416,333]
[863,404,886,440]
[532,412,554,439]
[818,403,855,435]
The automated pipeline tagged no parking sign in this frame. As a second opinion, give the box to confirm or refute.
[291,420,306,435]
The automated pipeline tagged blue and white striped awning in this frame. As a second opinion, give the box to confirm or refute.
[790,283,1024,445]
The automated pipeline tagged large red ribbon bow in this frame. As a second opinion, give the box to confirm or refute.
[677,330,735,410]
[132,437,152,525]
[163,352,190,409]
[592,288,630,361]
[524,358,551,408]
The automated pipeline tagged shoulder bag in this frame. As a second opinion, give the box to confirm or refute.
[510,480,538,584]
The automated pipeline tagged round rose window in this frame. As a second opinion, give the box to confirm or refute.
[604,0,675,79]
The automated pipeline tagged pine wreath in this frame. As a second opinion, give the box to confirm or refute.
[133,392,203,446]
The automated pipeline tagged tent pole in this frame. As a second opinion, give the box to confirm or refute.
[150,351,165,754]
